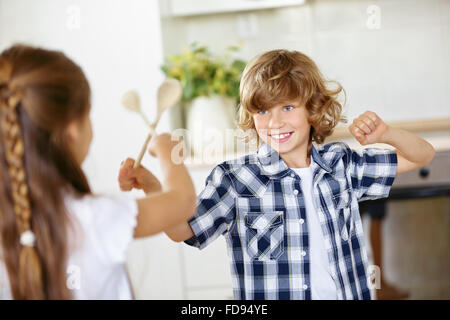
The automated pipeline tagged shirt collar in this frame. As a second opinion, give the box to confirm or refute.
[257,141,333,179]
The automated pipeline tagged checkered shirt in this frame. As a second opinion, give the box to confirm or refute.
[185,141,397,300]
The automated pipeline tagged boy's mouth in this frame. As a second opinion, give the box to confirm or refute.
[269,131,294,144]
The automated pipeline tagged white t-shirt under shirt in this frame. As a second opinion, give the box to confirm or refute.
[291,158,338,300]
[0,194,138,300]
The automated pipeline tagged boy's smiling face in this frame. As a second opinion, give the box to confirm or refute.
[253,100,312,167]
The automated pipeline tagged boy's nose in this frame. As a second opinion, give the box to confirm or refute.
[268,112,284,129]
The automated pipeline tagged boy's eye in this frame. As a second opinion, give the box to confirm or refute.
[284,105,294,111]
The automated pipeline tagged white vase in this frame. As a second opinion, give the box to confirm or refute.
[185,95,237,159]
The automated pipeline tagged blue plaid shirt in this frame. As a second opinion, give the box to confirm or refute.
[185,141,397,300]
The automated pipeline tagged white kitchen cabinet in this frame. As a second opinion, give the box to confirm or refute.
[181,239,233,299]
[162,0,306,17]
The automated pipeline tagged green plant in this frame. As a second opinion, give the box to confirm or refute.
[161,43,247,105]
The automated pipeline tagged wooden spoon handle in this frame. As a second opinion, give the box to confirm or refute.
[134,125,156,168]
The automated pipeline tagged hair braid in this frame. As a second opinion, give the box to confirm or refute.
[0,44,93,299]
[0,66,44,299]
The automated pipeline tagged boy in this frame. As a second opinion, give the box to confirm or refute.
[119,50,435,300]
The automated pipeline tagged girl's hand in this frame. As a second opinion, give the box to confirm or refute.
[348,111,390,145]
[118,158,162,194]
[148,132,185,162]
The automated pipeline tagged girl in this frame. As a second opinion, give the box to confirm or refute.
[0,44,196,299]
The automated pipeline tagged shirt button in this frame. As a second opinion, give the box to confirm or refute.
[290,173,295,178]
[303,285,308,290]
[293,189,299,195]
[301,251,306,257]
[299,219,304,224]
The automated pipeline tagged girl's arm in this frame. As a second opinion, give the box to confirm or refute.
[118,159,195,241]
[119,133,197,238]
[348,111,436,174]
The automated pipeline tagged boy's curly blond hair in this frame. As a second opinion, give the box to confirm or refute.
[238,49,346,146]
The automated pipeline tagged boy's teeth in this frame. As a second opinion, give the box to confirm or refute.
[273,133,290,139]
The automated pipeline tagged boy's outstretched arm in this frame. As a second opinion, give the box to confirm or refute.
[165,222,194,242]
[348,111,436,174]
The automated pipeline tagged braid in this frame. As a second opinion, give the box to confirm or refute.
[0,63,44,299]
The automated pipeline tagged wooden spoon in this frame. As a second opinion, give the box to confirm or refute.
[121,90,152,127]
[132,78,182,168]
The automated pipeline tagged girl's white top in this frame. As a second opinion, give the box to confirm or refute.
[0,194,138,300]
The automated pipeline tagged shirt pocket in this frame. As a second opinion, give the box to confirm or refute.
[332,188,353,241]
[244,211,285,261]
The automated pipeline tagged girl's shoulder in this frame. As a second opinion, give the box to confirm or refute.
[64,193,138,265]
[64,193,138,226]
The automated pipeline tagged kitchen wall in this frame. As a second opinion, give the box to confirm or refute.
[160,0,450,126]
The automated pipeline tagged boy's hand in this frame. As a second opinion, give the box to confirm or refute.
[348,111,389,145]
[118,158,162,194]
